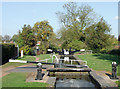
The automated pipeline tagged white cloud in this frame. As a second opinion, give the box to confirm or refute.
[114,16,120,20]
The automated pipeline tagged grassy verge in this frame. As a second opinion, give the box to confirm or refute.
[115,81,120,88]
[77,54,120,75]
[2,56,36,68]
[2,72,50,87]
[17,55,36,61]
[36,54,55,63]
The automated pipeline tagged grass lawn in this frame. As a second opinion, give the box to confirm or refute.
[2,56,36,68]
[2,55,55,88]
[2,54,55,68]
[2,72,50,87]
[77,53,120,76]
[36,54,55,63]
[17,55,36,61]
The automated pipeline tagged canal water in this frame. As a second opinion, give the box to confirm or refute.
[55,73,97,89]
[54,56,99,89]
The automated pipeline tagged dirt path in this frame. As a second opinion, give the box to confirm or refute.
[1,56,39,78]
[33,56,39,61]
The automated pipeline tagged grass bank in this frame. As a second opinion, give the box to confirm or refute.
[2,56,36,68]
[77,53,120,75]
[2,72,49,87]
[36,54,55,63]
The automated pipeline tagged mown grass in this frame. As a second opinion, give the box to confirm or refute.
[36,54,55,63]
[2,56,36,68]
[2,72,50,87]
[2,54,55,88]
[17,55,36,61]
[77,53,120,76]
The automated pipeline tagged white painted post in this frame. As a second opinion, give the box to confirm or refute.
[46,59,48,63]
[21,50,23,58]
[17,45,19,57]
[71,60,72,65]
[91,50,92,54]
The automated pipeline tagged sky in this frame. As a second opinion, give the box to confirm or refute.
[1,1,119,38]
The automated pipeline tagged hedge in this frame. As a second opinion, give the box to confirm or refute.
[109,49,120,55]
[1,43,17,65]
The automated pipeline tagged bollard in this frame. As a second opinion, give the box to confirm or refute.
[36,63,43,80]
[111,62,118,79]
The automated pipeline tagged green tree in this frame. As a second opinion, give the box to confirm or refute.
[58,27,81,48]
[68,40,87,50]
[33,21,54,52]
[85,18,111,52]
[56,2,97,41]
[17,25,36,54]
[11,34,19,43]
[17,30,24,48]
[0,35,2,42]
[21,25,36,47]
[33,21,53,41]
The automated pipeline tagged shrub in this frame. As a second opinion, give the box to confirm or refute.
[20,45,32,55]
[109,49,120,55]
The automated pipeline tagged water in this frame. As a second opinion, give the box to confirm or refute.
[55,73,97,89]
[54,56,98,89]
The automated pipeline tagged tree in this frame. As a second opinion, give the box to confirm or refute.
[21,25,36,47]
[48,32,60,49]
[17,30,24,48]
[18,24,36,51]
[58,27,81,48]
[67,40,87,50]
[85,18,111,52]
[3,35,11,42]
[33,21,53,41]
[33,21,54,52]
[56,2,97,41]
[0,35,2,42]
[11,34,19,43]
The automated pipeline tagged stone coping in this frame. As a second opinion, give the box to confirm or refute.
[89,70,118,89]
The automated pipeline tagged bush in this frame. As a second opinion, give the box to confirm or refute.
[20,45,32,55]
[1,43,16,64]
[100,48,120,55]
[109,49,120,55]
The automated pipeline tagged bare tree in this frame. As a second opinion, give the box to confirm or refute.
[3,35,11,42]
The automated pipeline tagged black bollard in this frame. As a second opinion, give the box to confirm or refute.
[36,63,43,80]
[111,62,118,79]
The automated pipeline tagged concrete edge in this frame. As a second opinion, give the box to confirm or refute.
[89,71,118,89]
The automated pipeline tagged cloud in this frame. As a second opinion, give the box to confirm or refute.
[114,16,120,20]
